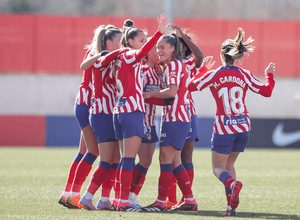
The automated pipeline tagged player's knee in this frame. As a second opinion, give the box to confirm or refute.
[140,158,152,168]
[212,167,224,178]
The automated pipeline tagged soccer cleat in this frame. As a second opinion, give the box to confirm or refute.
[231,181,243,209]
[111,199,118,211]
[141,201,167,212]
[66,195,81,209]
[129,199,143,209]
[117,201,140,212]
[223,209,237,216]
[171,199,198,211]
[58,195,71,208]
[171,200,184,210]
[78,197,96,210]
[97,200,112,210]
[166,199,177,209]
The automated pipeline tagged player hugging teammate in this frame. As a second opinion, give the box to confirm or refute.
[59,15,275,216]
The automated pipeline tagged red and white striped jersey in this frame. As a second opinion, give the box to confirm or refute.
[188,65,272,134]
[113,50,145,114]
[161,59,191,123]
[75,50,93,106]
[113,31,162,114]
[142,63,162,126]
[184,56,197,116]
[90,62,116,114]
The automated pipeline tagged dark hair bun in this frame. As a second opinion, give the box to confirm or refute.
[123,19,134,28]
[100,50,110,56]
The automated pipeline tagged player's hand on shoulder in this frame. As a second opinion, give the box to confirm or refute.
[265,62,275,75]
[202,56,215,70]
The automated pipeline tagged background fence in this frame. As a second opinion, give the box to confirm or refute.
[1,14,300,77]
[1,14,299,148]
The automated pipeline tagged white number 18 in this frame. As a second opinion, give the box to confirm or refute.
[218,86,245,115]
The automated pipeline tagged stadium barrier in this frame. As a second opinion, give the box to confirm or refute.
[0,115,299,148]
[0,14,300,77]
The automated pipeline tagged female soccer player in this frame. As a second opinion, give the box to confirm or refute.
[142,33,197,212]
[187,28,275,216]
[128,42,163,209]
[59,41,99,209]
[166,24,204,209]
[111,14,168,212]
[75,25,126,210]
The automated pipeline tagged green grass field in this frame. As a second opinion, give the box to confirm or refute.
[0,147,299,220]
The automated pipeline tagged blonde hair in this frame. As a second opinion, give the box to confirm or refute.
[221,28,254,64]
[86,25,121,53]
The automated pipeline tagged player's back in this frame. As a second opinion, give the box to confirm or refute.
[208,65,250,117]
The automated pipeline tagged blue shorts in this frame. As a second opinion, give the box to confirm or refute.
[90,113,117,143]
[113,111,145,140]
[211,131,249,154]
[160,121,191,150]
[74,104,90,129]
[142,125,159,143]
[185,115,199,143]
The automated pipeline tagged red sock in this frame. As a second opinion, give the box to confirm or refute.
[119,169,133,200]
[114,167,121,200]
[119,157,135,201]
[101,163,118,198]
[130,165,147,196]
[186,168,194,186]
[225,177,235,190]
[86,162,111,195]
[71,161,93,193]
[226,193,231,206]
[174,165,193,199]
[64,160,79,192]
[167,173,177,203]
[157,164,173,201]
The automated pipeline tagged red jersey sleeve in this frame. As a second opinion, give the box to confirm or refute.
[95,48,128,68]
[135,31,163,61]
[187,66,208,91]
[258,73,275,97]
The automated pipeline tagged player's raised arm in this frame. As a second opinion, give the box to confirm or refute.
[258,62,276,97]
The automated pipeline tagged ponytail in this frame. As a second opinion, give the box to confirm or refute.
[97,27,107,54]
[161,33,183,60]
[85,25,121,53]
[221,28,254,64]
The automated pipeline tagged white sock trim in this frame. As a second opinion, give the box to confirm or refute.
[83,191,93,200]
[230,181,236,190]
[184,197,195,201]
[156,199,166,203]
[62,191,69,197]
[227,205,232,210]
[100,196,109,202]
[69,191,80,198]
[120,199,128,204]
